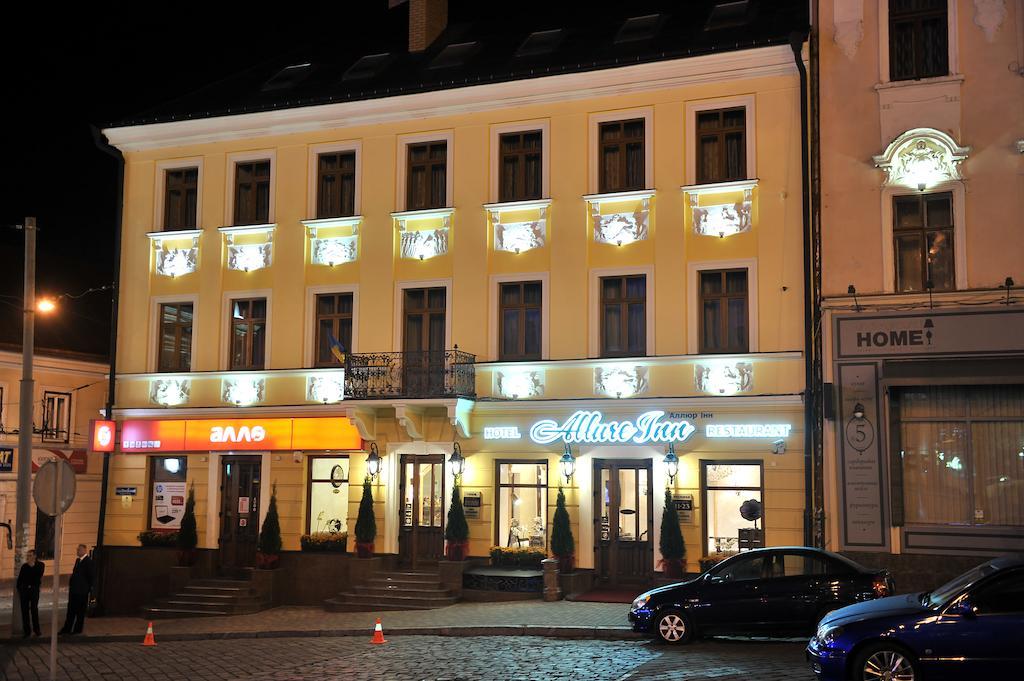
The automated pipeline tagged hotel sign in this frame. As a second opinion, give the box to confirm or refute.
[530,410,696,446]
[705,424,792,438]
[117,417,362,453]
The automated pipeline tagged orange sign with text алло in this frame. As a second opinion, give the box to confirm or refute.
[119,417,361,452]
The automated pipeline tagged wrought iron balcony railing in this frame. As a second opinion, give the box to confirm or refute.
[345,348,476,400]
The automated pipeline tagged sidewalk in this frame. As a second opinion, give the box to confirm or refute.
[1,600,634,643]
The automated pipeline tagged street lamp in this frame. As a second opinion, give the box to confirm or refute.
[365,442,381,481]
[559,443,575,484]
[36,298,57,314]
[663,442,680,486]
[449,442,465,481]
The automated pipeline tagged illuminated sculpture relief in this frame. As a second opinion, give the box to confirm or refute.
[222,376,265,406]
[150,378,191,407]
[227,243,272,272]
[594,366,648,399]
[496,370,544,399]
[693,197,752,238]
[307,374,345,403]
[400,228,449,260]
[155,246,197,277]
[311,234,358,266]
[695,361,753,396]
[592,198,649,246]
[873,128,970,190]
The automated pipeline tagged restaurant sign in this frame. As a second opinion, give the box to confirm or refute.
[530,410,696,446]
[115,417,362,453]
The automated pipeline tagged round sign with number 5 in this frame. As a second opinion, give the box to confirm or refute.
[845,415,875,453]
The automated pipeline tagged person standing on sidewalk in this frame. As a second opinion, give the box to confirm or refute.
[16,549,45,638]
[59,544,93,635]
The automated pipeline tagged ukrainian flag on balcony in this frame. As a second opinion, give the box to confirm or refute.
[328,332,347,365]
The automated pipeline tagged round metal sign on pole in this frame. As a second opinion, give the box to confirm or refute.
[33,459,77,517]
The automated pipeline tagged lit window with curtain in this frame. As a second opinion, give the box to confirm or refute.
[598,119,645,193]
[893,192,954,293]
[695,107,747,184]
[496,462,548,548]
[895,385,1024,528]
[600,275,646,358]
[702,462,763,555]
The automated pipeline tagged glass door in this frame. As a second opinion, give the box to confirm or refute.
[219,456,262,569]
[398,454,445,567]
[402,287,446,396]
[594,459,653,586]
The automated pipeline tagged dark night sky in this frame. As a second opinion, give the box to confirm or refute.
[0,5,391,357]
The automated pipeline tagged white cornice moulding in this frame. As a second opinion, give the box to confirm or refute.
[583,189,656,205]
[681,179,759,196]
[217,223,277,236]
[102,46,798,152]
[146,229,203,241]
[482,198,552,212]
[390,207,455,222]
[301,216,363,230]
[476,351,803,372]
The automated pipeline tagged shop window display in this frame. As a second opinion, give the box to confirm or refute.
[497,462,548,548]
[308,456,349,534]
[702,462,763,555]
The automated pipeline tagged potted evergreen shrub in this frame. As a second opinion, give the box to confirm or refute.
[659,489,686,578]
[354,478,376,558]
[444,484,470,560]
[176,485,198,566]
[256,484,282,569]
[550,488,575,573]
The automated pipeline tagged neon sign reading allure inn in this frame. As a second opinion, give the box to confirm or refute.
[530,410,696,445]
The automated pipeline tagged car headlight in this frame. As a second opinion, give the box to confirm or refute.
[631,594,651,611]
[815,623,844,647]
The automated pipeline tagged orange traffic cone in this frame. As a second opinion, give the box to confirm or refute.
[370,617,387,645]
[141,621,157,647]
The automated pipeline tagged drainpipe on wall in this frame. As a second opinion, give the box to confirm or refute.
[89,125,124,615]
[790,28,820,548]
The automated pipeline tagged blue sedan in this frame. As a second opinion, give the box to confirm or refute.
[807,554,1024,680]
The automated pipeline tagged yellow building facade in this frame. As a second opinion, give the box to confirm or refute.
[101,37,808,584]
[0,348,107,582]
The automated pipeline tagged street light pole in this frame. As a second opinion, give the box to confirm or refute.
[11,217,37,635]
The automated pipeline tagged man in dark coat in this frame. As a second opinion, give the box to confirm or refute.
[59,544,93,635]
[17,549,45,637]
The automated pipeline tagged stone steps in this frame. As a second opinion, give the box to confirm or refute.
[324,568,459,612]
[142,575,271,619]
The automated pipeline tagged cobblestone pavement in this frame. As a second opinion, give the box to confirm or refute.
[1,601,628,640]
[0,635,812,681]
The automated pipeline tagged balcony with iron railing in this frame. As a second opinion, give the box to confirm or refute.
[345,348,476,399]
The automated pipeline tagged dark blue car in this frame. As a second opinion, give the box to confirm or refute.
[628,547,892,643]
[807,554,1024,680]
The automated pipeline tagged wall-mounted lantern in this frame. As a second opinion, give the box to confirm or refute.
[663,442,680,486]
[449,441,465,481]
[365,442,381,481]
[559,443,576,484]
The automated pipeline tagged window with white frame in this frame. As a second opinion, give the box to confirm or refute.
[496,462,548,548]
[41,391,72,443]
[307,456,350,535]
[685,97,756,186]
[888,0,948,82]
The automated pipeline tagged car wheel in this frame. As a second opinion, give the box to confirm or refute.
[852,643,918,681]
[654,609,693,644]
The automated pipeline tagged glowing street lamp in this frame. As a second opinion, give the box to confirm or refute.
[36,298,57,313]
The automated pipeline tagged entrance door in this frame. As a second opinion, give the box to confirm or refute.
[219,456,261,569]
[398,454,445,567]
[402,287,446,396]
[594,459,653,586]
